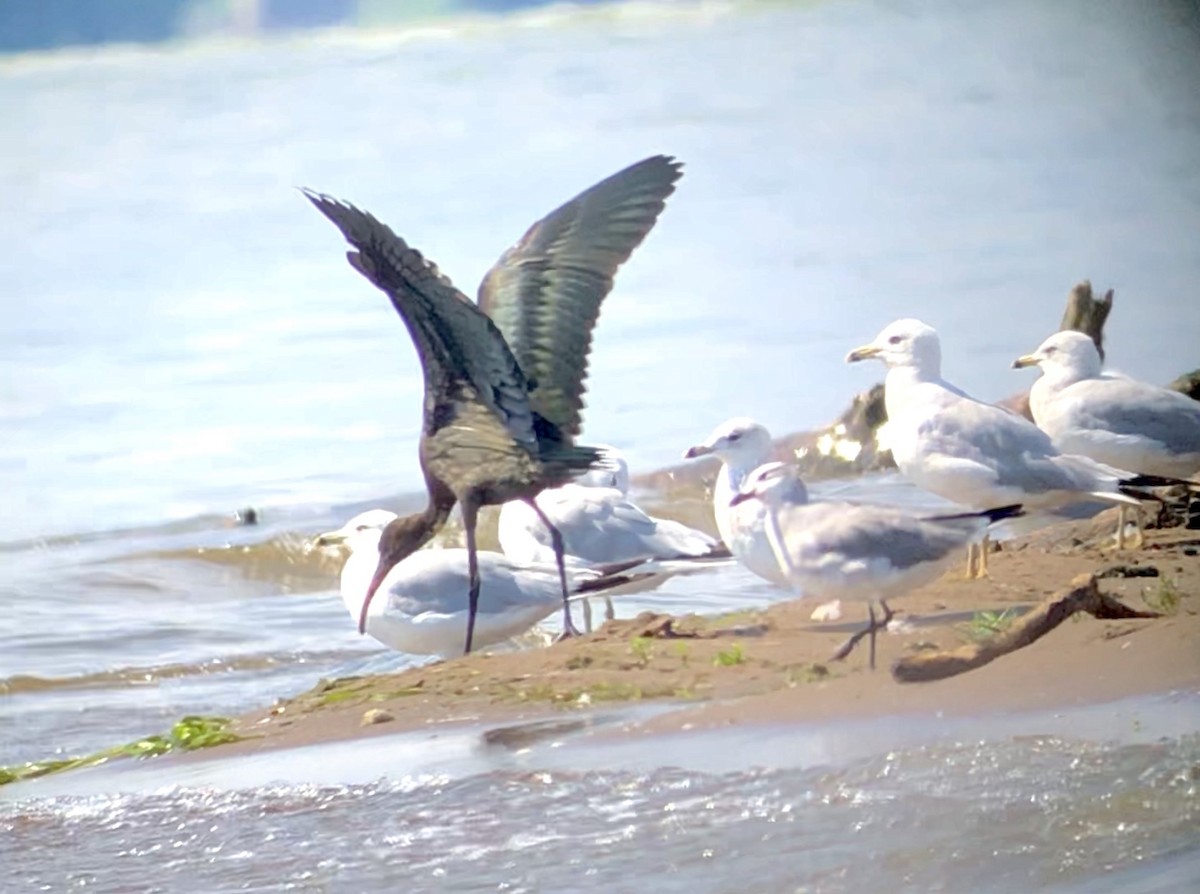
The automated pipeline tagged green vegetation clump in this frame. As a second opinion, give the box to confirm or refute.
[713,643,746,667]
[318,688,366,706]
[629,636,653,667]
[1144,577,1182,615]
[960,609,1018,642]
[0,715,241,787]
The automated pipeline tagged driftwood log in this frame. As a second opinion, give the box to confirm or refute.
[891,574,1160,683]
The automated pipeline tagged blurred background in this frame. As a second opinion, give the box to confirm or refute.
[0,1,620,52]
[4,2,1200,889]
[3,0,1200,543]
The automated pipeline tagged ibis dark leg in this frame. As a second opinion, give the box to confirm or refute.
[525,498,581,639]
[462,500,481,655]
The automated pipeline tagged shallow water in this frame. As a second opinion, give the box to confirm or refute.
[3,0,1200,889]
[6,694,1200,891]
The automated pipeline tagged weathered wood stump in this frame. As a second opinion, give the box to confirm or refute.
[1059,279,1113,359]
[1168,369,1200,402]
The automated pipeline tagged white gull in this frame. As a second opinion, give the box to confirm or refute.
[316,510,651,657]
[498,447,733,627]
[846,319,1154,571]
[684,418,843,622]
[1014,330,1200,477]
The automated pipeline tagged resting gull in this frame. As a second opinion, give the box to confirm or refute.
[1013,330,1200,478]
[315,510,652,657]
[1013,331,1200,544]
[498,446,733,628]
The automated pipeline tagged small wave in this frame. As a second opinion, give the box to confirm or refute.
[146,535,342,577]
[0,650,358,696]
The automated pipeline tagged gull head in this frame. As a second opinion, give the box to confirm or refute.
[684,417,772,465]
[729,461,808,507]
[846,318,942,373]
[1012,330,1102,378]
[319,509,440,635]
[576,444,631,493]
[313,509,399,552]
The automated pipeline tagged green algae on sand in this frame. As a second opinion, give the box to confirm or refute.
[0,715,243,786]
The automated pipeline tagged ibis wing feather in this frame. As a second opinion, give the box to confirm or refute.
[303,190,537,449]
[477,155,683,439]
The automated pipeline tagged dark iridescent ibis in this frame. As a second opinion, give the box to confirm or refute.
[303,155,683,653]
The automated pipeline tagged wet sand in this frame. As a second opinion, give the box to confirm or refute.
[213,511,1200,759]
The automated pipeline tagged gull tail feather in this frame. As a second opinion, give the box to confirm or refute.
[569,553,735,599]
[1113,472,1199,504]
[926,504,1024,525]
[571,570,659,596]
[1122,472,1200,489]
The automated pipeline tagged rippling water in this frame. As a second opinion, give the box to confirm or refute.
[6,696,1200,891]
[3,0,1200,888]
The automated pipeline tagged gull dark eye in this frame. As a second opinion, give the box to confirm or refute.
[1044,346,1056,355]
[727,432,742,442]
[887,335,902,345]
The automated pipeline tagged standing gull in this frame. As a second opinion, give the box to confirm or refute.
[1013,330,1200,545]
[846,319,1162,572]
[305,155,683,653]
[1013,331,1200,476]
[315,511,654,657]
[684,418,843,621]
[731,462,1023,669]
[498,446,732,626]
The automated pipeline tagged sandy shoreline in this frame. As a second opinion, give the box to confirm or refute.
[208,511,1199,761]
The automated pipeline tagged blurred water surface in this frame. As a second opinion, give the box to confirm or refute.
[3,1,1200,890]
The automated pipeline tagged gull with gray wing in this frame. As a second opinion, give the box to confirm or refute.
[1013,330,1199,534]
[732,462,1023,669]
[1013,330,1200,545]
[499,445,733,627]
[847,319,1167,572]
[315,511,656,657]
